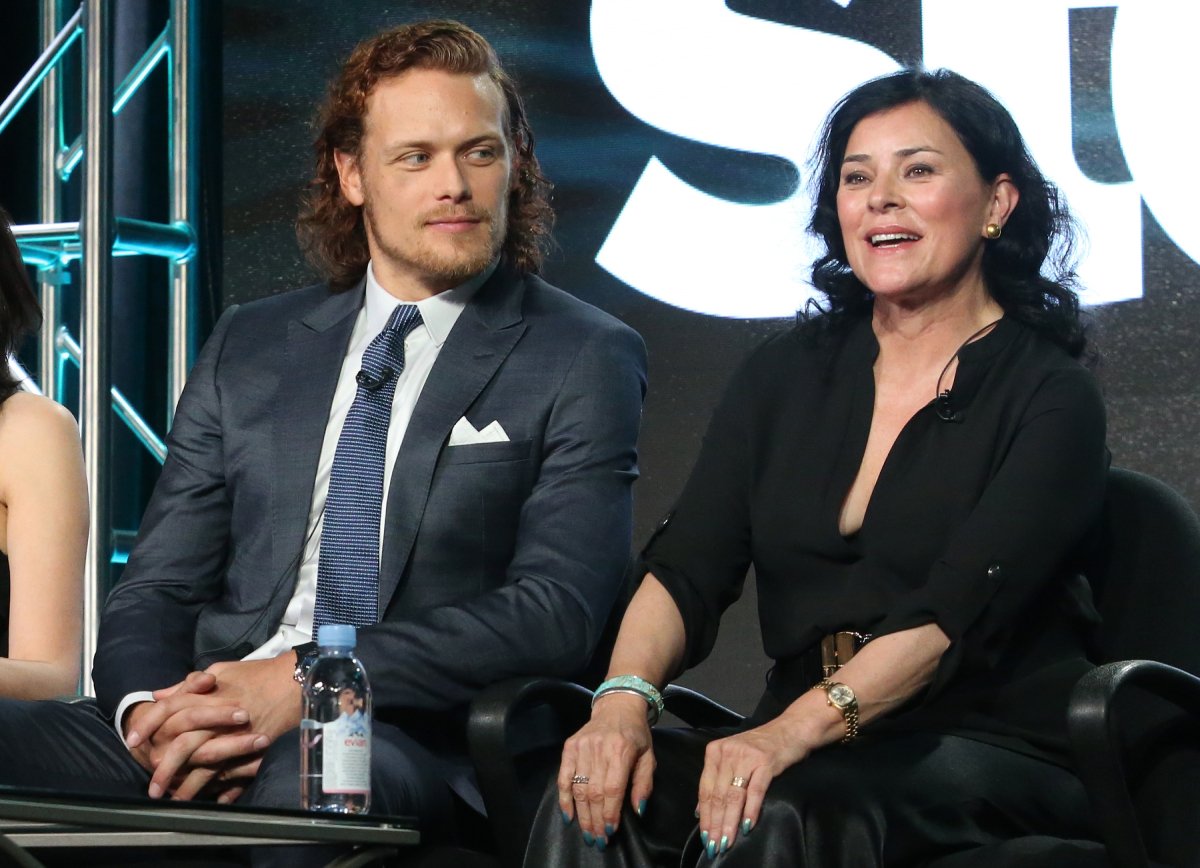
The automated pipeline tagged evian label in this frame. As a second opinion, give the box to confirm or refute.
[321,713,371,794]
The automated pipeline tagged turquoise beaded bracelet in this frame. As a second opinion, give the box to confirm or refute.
[592,675,665,725]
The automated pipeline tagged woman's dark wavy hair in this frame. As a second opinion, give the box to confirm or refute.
[0,207,41,403]
[808,68,1087,358]
[296,20,554,289]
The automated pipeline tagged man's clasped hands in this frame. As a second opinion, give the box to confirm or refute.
[122,654,299,803]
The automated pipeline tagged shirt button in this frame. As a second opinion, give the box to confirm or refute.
[986,563,1002,579]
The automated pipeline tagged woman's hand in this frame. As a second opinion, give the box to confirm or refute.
[696,715,814,857]
[557,692,655,849]
[554,573,686,847]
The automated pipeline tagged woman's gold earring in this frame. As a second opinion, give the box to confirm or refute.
[984,223,1002,240]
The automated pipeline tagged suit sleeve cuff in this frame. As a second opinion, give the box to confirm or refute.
[114,692,156,746]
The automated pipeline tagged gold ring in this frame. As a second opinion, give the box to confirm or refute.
[731,776,747,789]
[571,774,590,785]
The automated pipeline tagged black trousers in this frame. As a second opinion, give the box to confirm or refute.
[524,727,1101,868]
[0,698,459,867]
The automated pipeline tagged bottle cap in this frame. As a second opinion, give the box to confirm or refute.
[317,624,356,649]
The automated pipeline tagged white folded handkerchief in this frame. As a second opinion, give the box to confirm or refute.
[448,416,510,446]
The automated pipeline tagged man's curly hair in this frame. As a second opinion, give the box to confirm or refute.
[296,20,554,288]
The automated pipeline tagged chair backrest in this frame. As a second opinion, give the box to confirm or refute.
[1081,467,1200,867]
[1085,466,1200,675]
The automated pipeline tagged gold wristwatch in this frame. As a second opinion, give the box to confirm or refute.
[814,679,859,743]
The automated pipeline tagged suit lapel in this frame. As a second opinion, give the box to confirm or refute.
[378,268,527,608]
[271,282,363,586]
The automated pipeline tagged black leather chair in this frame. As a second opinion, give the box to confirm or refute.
[1065,467,1200,868]
[468,467,1200,868]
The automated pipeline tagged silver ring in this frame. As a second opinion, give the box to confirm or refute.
[571,774,590,785]
[730,776,748,789]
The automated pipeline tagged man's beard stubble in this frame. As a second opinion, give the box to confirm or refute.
[363,194,506,289]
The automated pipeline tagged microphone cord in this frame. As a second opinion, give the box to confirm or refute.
[934,317,1003,420]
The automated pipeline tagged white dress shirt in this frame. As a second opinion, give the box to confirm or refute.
[114,260,496,735]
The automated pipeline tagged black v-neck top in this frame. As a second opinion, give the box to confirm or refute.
[644,316,1108,762]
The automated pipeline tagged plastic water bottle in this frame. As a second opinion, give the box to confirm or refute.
[300,624,372,813]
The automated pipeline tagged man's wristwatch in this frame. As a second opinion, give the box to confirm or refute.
[814,679,859,743]
[293,642,320,685]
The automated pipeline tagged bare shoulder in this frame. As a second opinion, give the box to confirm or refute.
[0,392,81,458]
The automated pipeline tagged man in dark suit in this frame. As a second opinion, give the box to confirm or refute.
[0,19,645,853]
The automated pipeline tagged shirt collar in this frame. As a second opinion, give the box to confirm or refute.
[363,258,498,347]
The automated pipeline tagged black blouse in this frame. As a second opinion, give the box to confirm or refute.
[644,316,1108,762]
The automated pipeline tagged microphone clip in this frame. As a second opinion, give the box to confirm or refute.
[935,389,963,423]
[356,368,394,392]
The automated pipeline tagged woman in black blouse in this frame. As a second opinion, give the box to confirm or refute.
[528,69,1107,866]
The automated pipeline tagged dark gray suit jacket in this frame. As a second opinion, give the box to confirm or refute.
[93,266,647,737]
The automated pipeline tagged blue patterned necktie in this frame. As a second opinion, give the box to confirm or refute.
[314,303,423,629]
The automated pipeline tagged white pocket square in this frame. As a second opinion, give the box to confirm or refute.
[448,417,510,446]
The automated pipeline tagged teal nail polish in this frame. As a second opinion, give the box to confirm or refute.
[605,823,615,837]
[706,838,717,859]
[700,830,709,847]
[561,810,571,826]
[694,807,700,819]
[583,831,594,846]
[637,798,647,817]
[742,817,753,835]
[720,835,729,853]
[596,837,607,852]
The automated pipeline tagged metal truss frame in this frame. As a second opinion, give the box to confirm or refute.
[0,0,200,692]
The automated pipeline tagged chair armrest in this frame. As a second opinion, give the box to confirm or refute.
[467,677,592,868]
[1068,659,1200,868]
[469,676,593,758]
[663,684,744,729]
